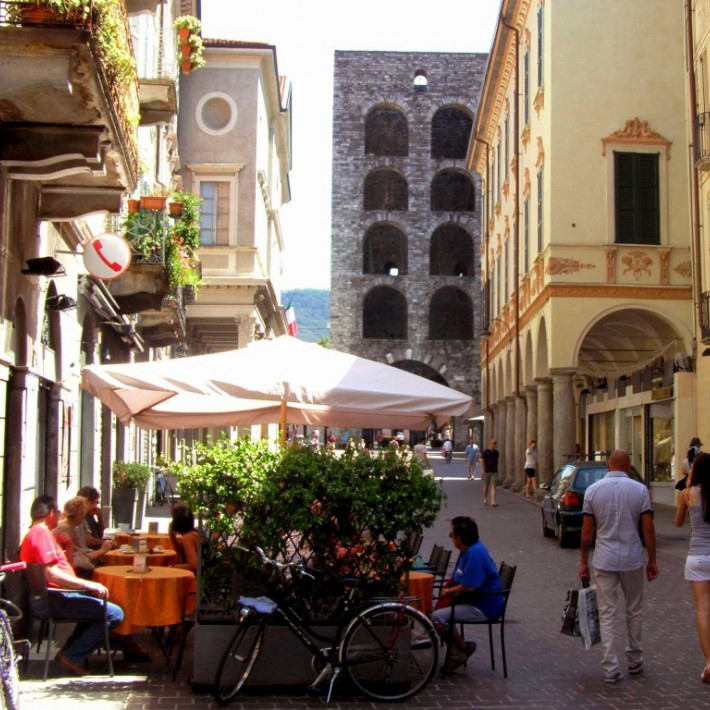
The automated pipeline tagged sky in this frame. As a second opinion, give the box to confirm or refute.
[201,0,502,290]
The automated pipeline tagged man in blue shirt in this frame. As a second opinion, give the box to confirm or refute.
[432,516,504,673]
[579,449,658,684]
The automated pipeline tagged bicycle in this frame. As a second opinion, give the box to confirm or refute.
[151,469,175,507]
[0,561,30,710]
[213,547,438,705]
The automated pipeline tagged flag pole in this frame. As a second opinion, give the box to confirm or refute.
[280,400,287,449]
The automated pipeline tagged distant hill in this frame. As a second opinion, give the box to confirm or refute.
[282,289,330,343]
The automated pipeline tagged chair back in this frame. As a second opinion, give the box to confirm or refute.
[402,530,423,557]
[436,549,452,578]
[496,562,517,620]
[25,563,49,604]
[427,543,443,568]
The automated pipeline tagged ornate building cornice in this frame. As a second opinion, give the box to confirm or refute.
[601,117,672,157]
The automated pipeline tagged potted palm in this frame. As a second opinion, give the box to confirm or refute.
[112,461,151,530]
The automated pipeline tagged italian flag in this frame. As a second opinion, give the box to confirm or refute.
[285,301,298,336]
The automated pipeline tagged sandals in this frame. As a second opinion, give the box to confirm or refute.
[701,664,710,683]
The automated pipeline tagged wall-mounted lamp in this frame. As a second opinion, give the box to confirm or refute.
[22,257,66,276]
[46,294,77,311]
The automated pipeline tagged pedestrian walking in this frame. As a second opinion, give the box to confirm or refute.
[442,437,453,464]
[674,451,710,684]
[480,439,500,507]
[579,449,658,684]
[465,438,481,480]
[524,440,538,498]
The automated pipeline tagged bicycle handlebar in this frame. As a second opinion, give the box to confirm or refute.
[0,562,26,572]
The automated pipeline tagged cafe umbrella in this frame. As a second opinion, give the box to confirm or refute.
[81,335,474,438]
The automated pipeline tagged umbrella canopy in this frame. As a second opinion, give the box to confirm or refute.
[81,336,474,430]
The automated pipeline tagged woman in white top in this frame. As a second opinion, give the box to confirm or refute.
[524,440,538,499]
[675,451,710,683]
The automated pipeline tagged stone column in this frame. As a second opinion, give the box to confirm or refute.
[513,395,527,492]
[493,402,505,482]
[552,369,576,473]
[504,397,515,488]
[536,378,553,484]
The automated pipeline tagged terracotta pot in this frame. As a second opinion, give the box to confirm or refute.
[177,27,190,43]
[168,202,183,217]
[20,6,56,24]
[180,44,191,59]
[127,199,140,214]
[181,59,192,76]
[140,195,167,211]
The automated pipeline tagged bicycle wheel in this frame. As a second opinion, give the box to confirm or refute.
[340,602,438,702]
[0,614,19,710]
[213,615,267,705]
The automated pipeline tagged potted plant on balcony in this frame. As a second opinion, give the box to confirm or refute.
[112,461,152,530]
[174,14,201,39]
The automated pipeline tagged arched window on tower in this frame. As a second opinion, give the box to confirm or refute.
[363,287,407,339]
[431,107,473,160]
[364,169,408,211]
[430,170,475,212]
[430,224,473,276]
[429,287,473,340]
[365,106,408,156]
[363,223,408,275]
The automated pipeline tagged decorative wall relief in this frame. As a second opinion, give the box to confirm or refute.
[674,260,693,278]
[546,257,596,275]
[601,117,671,157]
[621,250,653,280]
[658,249,670,285]
[605,247,618,283]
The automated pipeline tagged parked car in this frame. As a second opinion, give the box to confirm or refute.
[540,460,646,547]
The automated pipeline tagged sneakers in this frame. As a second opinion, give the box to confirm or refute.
[628,661,644,675]
[443,641,477,673]
[604,670,623,684]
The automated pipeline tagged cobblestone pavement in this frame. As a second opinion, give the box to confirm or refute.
[16,453,710,708]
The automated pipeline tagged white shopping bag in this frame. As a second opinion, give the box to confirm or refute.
[577,585,601,650]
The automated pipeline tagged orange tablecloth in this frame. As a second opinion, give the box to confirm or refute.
[403,571,434,614]
[114,532,175,551]
[102,549,177,567]
[94,565,195,635]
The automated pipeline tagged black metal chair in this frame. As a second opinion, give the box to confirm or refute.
[25,563,114,681]
[447,561,517,678]
[169,590,196,681]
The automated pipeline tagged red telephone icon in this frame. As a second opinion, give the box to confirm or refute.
[92,239,122,272]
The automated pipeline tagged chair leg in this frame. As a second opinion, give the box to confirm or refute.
[171,620,193,681]
[500,622,507,678]
[43,620,54,682]
[487,624,495,671]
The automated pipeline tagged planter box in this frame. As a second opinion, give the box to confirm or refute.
[112,488,138,527]
[192,622,335,688]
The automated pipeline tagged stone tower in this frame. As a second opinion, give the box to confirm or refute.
[330,50,487,444]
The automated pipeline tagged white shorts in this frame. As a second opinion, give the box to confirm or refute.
[684,554,710,582]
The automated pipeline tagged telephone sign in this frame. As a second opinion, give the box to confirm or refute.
[83,233,131,280]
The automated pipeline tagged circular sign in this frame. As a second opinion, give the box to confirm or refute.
[83,233,132,280]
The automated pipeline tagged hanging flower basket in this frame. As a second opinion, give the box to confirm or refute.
[140,195,168,211]
[180,44,191,59]
[168,201,183,217]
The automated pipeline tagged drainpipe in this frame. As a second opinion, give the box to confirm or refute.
[685,0,703,343]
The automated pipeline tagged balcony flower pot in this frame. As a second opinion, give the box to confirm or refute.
[180,44,191,59]
[140,195,167,211]
[127,198,140,214]
[18,5,56,24]
[168,201,183,217]
[177,27,190,43]
[181,59,192,76]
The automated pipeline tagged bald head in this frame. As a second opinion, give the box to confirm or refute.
[608,449,631,473]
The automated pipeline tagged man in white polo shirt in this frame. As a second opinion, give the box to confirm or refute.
[579,449,658,684]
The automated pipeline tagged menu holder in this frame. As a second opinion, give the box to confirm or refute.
[132,554,149,574]
[148,521,159,533]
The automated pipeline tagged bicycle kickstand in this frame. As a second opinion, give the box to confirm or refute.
[309,662,341,703]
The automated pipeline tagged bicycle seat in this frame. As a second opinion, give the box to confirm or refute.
[238,595,278,614]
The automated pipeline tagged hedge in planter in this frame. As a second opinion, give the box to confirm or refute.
[174,438,444,621]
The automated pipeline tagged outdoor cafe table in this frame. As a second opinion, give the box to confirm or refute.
[114,532,176,551]
[102,549,177,567]
[402,570,434,614]
[93,565,195,635]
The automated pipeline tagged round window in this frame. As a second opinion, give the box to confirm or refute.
[196,93,237,136]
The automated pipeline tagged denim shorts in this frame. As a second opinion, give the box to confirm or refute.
[685,554,710,582]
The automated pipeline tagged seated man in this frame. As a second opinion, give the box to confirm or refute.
[77,486,106,550]
[19,495,124,676]
[432,515,504,673]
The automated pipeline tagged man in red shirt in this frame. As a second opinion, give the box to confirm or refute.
[20,495,124,676]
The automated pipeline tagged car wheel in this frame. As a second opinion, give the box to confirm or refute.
[542,510,555,538]
[558,520,574,548]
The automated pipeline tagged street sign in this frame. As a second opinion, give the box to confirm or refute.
[83,233,132,280]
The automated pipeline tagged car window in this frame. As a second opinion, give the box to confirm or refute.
[574,467,606,490]
[550,465,574,494]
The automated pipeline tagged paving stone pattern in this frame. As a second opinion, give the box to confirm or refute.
[17,453,709,708]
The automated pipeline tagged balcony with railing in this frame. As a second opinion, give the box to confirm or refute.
[701,291,710,343]
[0,0,140,216]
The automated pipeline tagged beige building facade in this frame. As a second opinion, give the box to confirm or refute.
[470,0,693,505]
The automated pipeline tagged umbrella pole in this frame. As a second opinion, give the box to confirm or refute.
[280,401,287,449]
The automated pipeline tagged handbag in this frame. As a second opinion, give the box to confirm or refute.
[434,578,454,610]
[577,584,601,649]
[560,586,580,637]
